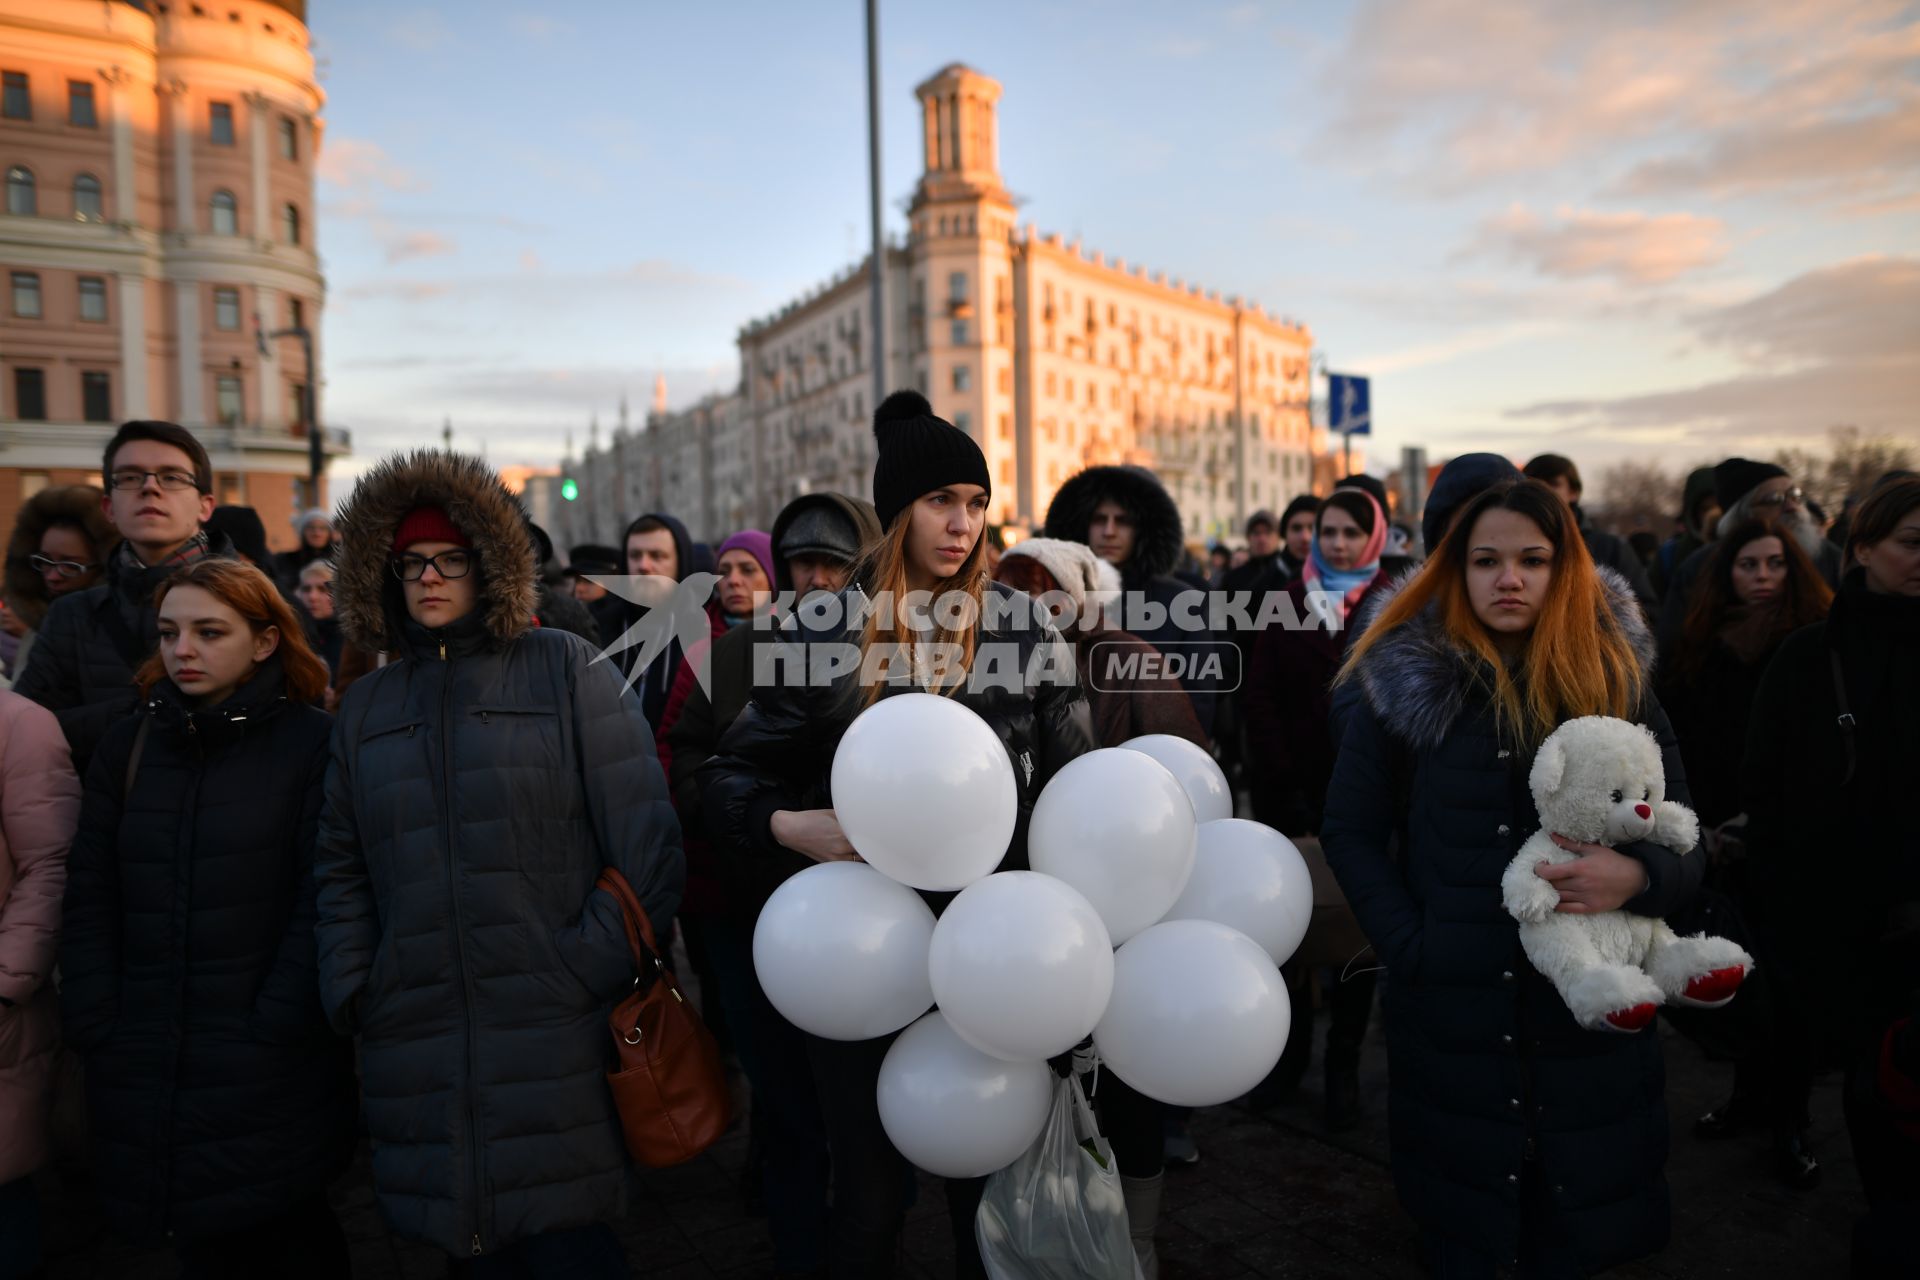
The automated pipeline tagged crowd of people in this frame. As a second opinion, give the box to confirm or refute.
[0,405,1911,1280]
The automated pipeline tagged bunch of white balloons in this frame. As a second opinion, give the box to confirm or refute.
[752,694,1313,1179]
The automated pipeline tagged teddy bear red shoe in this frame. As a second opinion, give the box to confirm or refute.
[1603,1003,1659,1033]
[1678,965,1747,1008]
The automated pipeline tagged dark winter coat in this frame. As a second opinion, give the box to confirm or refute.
[1658,628,1789,828]
[1076,625,1208,749]
[1320,567,1702,1274]
[15,533,235,775]
[1244,569,1393,834]
[1743,571,1919,1055]
[698,580,1097,912]
[1658,533,1843,661]
[1574,504,1657,612]
[2,484,117,634]
[58,660,356,1243]
[313,450,685,1257]
[1044,466,1219,733]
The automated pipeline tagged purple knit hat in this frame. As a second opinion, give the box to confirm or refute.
[716,529,775,585]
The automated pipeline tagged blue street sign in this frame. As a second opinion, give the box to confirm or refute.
[1328,373,1371,436]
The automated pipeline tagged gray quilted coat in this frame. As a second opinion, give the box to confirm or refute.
[313,450,684,1258]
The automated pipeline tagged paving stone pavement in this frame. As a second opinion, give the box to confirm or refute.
[37,993,1863,1279]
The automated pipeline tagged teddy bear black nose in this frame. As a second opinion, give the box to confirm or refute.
[1634,803,1652,820]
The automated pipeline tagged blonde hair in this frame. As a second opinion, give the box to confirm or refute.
[856,510,989,705]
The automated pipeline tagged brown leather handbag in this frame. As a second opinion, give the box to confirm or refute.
[595,867,730,1167]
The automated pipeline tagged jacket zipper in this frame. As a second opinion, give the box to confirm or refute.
[434,644,485,1255]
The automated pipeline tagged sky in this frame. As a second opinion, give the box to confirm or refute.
[309,0,1920,489]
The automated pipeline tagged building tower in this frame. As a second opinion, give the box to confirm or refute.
[906,65,1017,518]
[0,0,340,541]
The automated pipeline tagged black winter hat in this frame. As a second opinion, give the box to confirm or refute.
[1713,457,1788,513]
[1422,452,1520,553]
[207,505,270,568]
[870,390,991,531]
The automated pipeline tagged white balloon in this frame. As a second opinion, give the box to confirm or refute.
[1163,819,1314,966]
[1093,919,1290,1107]
[1120,734,1232,823]
[1028,749,1196,944]
[753,862,937,1041]
[930,872,1115,1062]
[877,1012,1054,1179]
[831,693,1017,891]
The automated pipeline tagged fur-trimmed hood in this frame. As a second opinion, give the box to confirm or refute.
[4,484,118,630]
[1347,564,1655,751]
[1043,465,1184,584]
[332,450,537,652]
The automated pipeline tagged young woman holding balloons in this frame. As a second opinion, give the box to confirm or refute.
[701,390,1098,1278]
[1320,479,1703,1276]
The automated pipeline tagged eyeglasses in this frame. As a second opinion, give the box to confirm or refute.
[29,554,98,580]
[108,468,202,493]
[390,550,474,581]
[1751,486,1806,509]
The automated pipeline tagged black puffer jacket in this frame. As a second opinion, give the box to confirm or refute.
[59,659,356,1243]
[698,579,1096,910]
[1320,568,1702,1274]
[16,534,234,774]
[1044,466,1219,732]
[314,450,685,1257]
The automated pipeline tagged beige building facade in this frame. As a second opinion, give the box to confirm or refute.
[559,64,1328,548]
[0,0,342,549]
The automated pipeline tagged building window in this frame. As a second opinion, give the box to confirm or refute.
[952,364,971,392]
[73,173,103,220]
[209,101,234,145]
[999,413,1012,440]
[282,203,300,245]
[278,115,297,160]
[215,375,243,425]
[289,381,309,428]
[948,270,968,303]
[953,411,971,437]
[213,286,240,331]
[78,276,107,322]
[950,319,968,345]
[210,189,238,234]
[1,71,28,121]
[289,297,304,330]
[81,371,112,422]
[68,80,96,127]
[6,166,34,216]
[10,271,40,318]
[12,368,45,420]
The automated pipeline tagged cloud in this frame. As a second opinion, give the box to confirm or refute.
[317,138,424,195]
[386,10,455,54]
[383,230,457,265]
[1465,204,1727,285]
[1316,0,1920,206]
[338,281,453,303]
[1507,256,1920,434]
[1352,320,1562,375]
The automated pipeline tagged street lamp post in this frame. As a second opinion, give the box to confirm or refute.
[866,0,887,410]
[256,317,322,506]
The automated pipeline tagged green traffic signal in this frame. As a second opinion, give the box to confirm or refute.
[561,477,579,501]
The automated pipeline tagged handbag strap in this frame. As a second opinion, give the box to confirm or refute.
[594,866,668,975]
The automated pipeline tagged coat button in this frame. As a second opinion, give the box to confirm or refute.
[1497,823,1511,835]
[1509,1098,1520,1110]
[1497,749,1511,759]
[1501,1033,1514,1045]
[1501,970,1515,983]
[1507,1174,1519,1185]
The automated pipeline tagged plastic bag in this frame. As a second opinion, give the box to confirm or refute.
[977,1074,1144,1280]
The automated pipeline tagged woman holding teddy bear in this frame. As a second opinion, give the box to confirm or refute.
[1320,476,1705,1278]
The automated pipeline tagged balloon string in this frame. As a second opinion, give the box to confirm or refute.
[1340,946,1384,984]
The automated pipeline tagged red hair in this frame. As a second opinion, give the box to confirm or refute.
[136,558,331,704]
[1338,479,1644,750]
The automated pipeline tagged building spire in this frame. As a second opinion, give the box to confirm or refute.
[652,372,669,416]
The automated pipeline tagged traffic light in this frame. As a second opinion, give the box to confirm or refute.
[561,477,579,501]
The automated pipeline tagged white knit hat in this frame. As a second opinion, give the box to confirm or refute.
[999,536,1120,626]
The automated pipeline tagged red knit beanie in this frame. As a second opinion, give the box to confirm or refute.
[392,506,471,552]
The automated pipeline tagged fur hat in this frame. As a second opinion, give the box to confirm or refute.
[1713,458,1788,513]
[1042,465,1185,583]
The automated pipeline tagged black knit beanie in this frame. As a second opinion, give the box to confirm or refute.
[871,390,991,530]
[1713,457,1788,513]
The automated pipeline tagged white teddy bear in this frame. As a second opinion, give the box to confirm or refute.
[1501,716,1753,1033]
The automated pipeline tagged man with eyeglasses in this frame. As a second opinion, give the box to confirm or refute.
[15,421,232,771]
[1656,457,1844,659]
